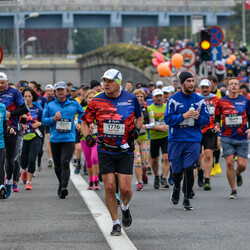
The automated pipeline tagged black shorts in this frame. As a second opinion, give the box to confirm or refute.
[98,152,134,175]
[75,130,81,143]
[150,137,168,158]
[45,125,50,134]
[201,132,217,150]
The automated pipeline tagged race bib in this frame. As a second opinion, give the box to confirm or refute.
[103,119,125,138]
[155,119,165,126]
[225,114,242,127]
[207,104,215,116]
[56,119,72,133]
[179,118,194,128]
[92,124,98,135]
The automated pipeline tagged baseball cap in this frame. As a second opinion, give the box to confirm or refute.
[162,86,171,93]
[71,86,79,91]
[54,81,67,90]
[199,79,211,87]
[101,69,122,85]
[0,72,8,81]
[152,88,163,96]
[156,81,163,87]
[81,84,89,90]
[45,84,54,90]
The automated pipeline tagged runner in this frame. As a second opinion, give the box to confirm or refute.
[215,77,250,199]
[80,89,100,190]
[0,72,28,198]
[42,81,84,199]
[133,89,151,191]
[81,69,143,236]
[164,71,210,210]
[20,88,43,190]
[198,79,219,190]
[148,88,170,189]
[43,84,55,168]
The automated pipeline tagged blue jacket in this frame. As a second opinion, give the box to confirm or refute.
[164,91,210,142]
[42,97,84,143]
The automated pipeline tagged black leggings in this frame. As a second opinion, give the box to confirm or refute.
[4,134,17,181]
[50,142,74,189]
[37,126,45,165]
[21,136,41,174]
[0,148,5,185]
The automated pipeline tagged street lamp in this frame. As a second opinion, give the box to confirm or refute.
[16,8,39,82]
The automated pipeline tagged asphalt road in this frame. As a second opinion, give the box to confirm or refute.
[1,146,250,250]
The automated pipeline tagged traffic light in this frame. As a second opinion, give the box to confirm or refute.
[200,29,211,61]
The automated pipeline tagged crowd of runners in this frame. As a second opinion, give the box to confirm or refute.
[0,68,249,236]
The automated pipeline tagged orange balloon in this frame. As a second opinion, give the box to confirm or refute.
[172,53,183,69]
[230,55,236,61]
[157,63,171,77]
[226,58,233,65]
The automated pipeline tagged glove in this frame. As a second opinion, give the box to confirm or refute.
[129,126,140,140]
[86,134,96,147]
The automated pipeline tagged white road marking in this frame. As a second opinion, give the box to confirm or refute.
[70,164,137,250]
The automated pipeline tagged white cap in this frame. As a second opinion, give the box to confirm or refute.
[156,81,163,87]
[200,79,211,87]
[45,84,54,90]
[101,69,122,81]
[162,86,171,93]
[0,72,8,81]
[54,81,67,90]
[152,88,164,96]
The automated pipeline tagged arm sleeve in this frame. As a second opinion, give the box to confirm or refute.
[42,103,54,125]
[81,100,95,125]
[214,99,222,124]
[164,99,184,126]
[145,107,155,129]
[10,103,28,117]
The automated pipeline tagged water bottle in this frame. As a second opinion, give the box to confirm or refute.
[188,104,195,127]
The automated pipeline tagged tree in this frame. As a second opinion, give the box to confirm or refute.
[227,3,250,44]
[72,28,104,54]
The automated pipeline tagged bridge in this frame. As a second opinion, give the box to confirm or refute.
[0,0,237,29]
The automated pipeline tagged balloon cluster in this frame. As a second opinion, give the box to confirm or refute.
[152,51,183,77]
[226,54,237,65]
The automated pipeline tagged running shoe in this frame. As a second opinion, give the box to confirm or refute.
[190,190,195,199]
[5,184,12,198]
[183,199,193,210]
[60,188,68,199]
[147,166,152,175]
[197,169,204,187]
[160,178,169,188]
[12,183,20,192]
[154,176,160,189]
[168,175,174,186]
[210,167,216,176]
[74,166,81,175]
[94,180,100,190]
[110,224,121,236]
[83,164,88,175]
[21,170,27,183]
[87,181,94,190]
[203,179,211,191]
[214,163,222,174]
[115,193,122,206]
[235,170,243,187]
[121,207,132,227]
[142,175,148,184]
[37,162,42,172]
[171,186,180,205]
[33,172,36,178]
[47,159,53,168]
[229,190,237,199]
[26,182,32,190]
[136,182,143,191]
[0,185,7,199]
